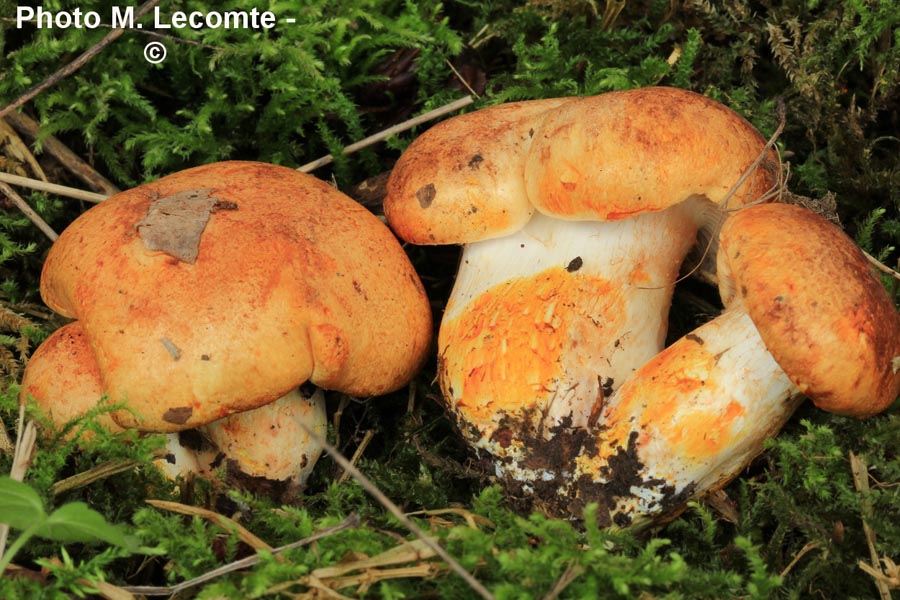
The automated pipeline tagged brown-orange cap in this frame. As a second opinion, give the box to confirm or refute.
[385,88,777,246]
[525,87,777,220]
[41,161,432,431]
[385,98,569,245]
[717,203,900,418]
[20,321,123,434]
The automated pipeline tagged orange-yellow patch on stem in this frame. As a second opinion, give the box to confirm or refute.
[440,267,617,430]
[582,341,749,479]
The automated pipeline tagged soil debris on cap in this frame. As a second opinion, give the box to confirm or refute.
[162,406,193,425]
[137,189,222,263]
[416,183,436,208]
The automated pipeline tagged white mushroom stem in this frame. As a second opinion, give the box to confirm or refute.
[438,198,716,468]
[571,308,802,526]
[156,433,219,481]
[200,387,327,484]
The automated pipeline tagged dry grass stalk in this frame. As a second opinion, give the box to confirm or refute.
[859,557,900,589]
[850,451,893,600]
[49,459,143,497]
[542,560,585,600]
[0,119,46,182]
[42,556,136,600]
[0,172,107,203]
[122,514,361,596]
[0,415,12,456]
[406,507,494,531]
[146,499,275,555]
[779,541,820,578]
[296,95,474,172]
[297,419,495,600]
[0,0,163,120]
[4,112,120,195]
[262,539,446,597]
[0,181,58,241]
[337,429,375,484]
[0,404,38,560]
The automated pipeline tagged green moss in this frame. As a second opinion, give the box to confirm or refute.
[2,0,900,597]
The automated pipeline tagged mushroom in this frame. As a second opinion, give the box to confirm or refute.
[567,202,900,526]
[23,161,432,486]
[384,87,778,486]
[21,321,327,485]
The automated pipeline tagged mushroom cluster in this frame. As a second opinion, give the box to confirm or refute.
[384,87,900,525]
[21,161,432,490]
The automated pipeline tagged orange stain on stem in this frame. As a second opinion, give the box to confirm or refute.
[592,343,748,471]
[440,267,616,426]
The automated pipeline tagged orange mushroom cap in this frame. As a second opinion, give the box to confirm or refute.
[20,321,123,435]
[41,161,432,431]
[717,203,900,418]
[385,87,777,246]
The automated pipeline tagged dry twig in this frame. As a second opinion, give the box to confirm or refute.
[850,452,893,600]
[297,95,474,172]
[122,514,361,596]
[298,420,495,600]
[0,181,59,241]
[4,112,120,195]
[0,0,162,120]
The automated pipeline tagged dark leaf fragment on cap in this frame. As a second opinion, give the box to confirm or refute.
[137,189,222,263]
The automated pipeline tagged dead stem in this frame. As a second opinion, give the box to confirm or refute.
[297,95,474,172]
[4,112,120,195]
[0,0,162,120]
[297,420,495,600]
[121,514,361,596]
[0,181,59,241]
[49,459,143,497]
[850,451,893,600]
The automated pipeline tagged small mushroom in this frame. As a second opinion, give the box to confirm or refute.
[569,203,900,526]
[385,87,778,485]
[23,161,432,486]
[19,322,222,481]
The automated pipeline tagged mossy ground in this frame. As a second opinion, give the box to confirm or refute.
[1,1,900,597]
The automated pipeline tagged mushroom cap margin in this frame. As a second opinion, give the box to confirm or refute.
[40,161,433,431]
[717,203,900,418]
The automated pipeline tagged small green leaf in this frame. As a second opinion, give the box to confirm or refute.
[0,476,48,530]
[35,503,141,552]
